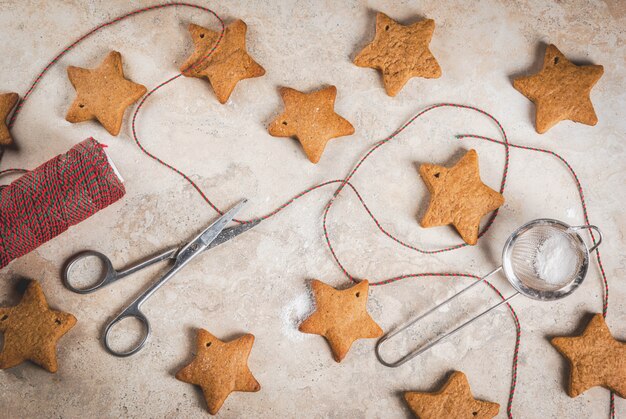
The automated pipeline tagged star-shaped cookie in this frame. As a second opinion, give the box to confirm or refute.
[175,329,260,415]
[0,92,18,145]
[268,86,355,163]
[298,280,383,362]
[180,20,265,104]
[419,149,504,245]
[404,371,500,419]
[551,313,626,398]
[354,12,441,96]
[513,44,604,133]
[66,51,147,136]
[0,280,77,373]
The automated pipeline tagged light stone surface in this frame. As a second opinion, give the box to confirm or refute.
[0,1,625,418]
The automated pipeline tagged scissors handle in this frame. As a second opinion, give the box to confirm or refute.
[102,301,150,357]
[102,257,186,357]
[62,248,178,294]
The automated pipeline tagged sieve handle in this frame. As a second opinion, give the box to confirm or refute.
[569,224,602,253]
[375,267,511,368]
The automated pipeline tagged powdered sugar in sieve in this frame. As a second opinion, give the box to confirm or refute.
[533,232,580,287]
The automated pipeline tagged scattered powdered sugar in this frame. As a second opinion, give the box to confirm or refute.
[566,207,577,219]
[280,291,315,341]
[534,233,579,285]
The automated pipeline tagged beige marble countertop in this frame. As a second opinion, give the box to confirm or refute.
[0,0,624,418]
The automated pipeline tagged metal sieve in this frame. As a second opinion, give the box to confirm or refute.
[375,218,602,367]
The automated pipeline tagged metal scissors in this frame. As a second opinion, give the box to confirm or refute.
[62,199,258,357]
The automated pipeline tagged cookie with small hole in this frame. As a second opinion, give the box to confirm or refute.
[298,279,382,362]
[0,280,76,373]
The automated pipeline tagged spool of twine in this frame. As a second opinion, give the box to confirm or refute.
[0,138,125,268]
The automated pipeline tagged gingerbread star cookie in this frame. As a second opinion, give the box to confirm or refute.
[0,280,77,373]
[180,20,265,104]
[299,280,382,362]
[513,44,604,133]
[0,92,18,145]
[176,329,260,415]
[66,51,147,136]
[268,86,355,163]
[419,149,504,245]
[551,313,626,398]
[354,12,441,96]
[404,371,500,419]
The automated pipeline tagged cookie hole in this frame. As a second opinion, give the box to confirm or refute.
[79,104,84,108]
[200,33,205,39]
[206,342,212,347]
[355,292,360,297]
[385,25,390,31]
[434,172,440,178]
[473,412,478,416]
[55,319,61,325]
[554,57,559,65]
[1,314,8,321]
[282,121,288,125]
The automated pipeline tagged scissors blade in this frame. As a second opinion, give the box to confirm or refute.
[198,199,248,247]
[176,199,248,262]
[206,219,261,251]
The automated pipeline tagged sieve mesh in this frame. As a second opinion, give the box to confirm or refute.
[508,224,585,292]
